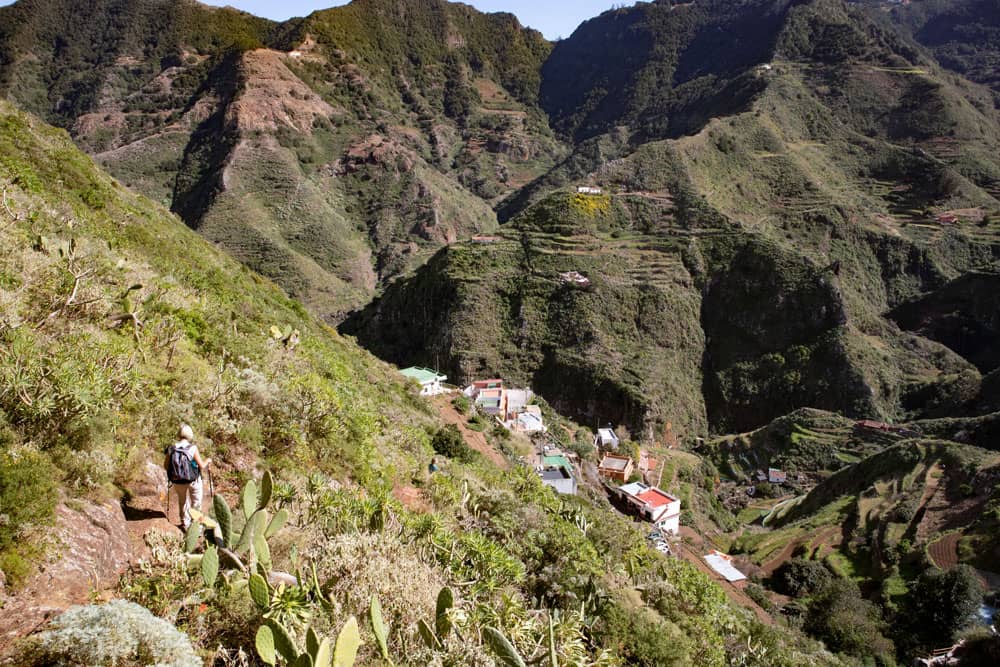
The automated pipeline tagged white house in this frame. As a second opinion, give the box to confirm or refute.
[594,428,621,450]
[514,408,546,433]
[616,481,682,535]
[540,466,576,495]
[399,367,448,396]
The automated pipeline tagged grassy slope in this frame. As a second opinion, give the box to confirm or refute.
[732,439,1000,582]
[0,100,850,666]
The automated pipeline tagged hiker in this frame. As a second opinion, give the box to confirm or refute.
[165,424,212,531]
[428,457,439,474]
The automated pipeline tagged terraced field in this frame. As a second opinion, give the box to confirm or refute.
[928,532,961,569]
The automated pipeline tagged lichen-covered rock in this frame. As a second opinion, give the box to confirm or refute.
[17,600,200,667]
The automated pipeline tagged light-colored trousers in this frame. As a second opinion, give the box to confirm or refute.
[172,477,203,529]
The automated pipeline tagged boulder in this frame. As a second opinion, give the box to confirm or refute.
[124,461,169,518]
[0,500,133,655]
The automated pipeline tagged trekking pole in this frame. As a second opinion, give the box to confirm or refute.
[164,481,172,523]
[208,467,215,498]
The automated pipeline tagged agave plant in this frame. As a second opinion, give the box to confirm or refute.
[263,582,312,631]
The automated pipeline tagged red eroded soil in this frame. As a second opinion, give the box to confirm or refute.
[760,525,842,576]
[760,540,799,577]
[431,395,508,469]
[392,485,430,513]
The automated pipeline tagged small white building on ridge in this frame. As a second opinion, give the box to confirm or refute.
[594,428,621,450]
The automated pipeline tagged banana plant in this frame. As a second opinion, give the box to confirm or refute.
[255,616,360,667]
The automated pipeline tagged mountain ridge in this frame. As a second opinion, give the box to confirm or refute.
[0,0,566,319]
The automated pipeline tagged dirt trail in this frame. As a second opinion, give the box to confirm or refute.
[760,540,800,577]
[759,525,842,576]
[392,485,430,513]
[431,395,508,469]
[675,537,773,625]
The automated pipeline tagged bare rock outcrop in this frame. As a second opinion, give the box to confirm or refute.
[0,501,133,655]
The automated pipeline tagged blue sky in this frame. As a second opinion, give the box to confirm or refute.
[0,1,614,39]
[202,1,615,39]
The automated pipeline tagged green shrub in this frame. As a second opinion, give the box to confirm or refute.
[451,394,470,414]
[803,579,894,660]
[595,602,693,666]
[901,565,985,651]
[755,481,778,498]
[467,414,488,432]
[745,582,775,612]
[0,448,59,552]
[771,558,833,598]
[18,600,199,666]
[431,425,476,463]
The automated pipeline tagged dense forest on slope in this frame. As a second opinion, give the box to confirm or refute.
[539,0,790,142]
[884,0,1000,93]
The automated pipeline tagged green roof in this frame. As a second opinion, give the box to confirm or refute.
[399,367,445,384]
[543,455,571,469]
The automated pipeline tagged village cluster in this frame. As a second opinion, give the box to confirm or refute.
[398,365,755,583]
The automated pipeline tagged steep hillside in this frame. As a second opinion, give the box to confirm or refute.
[882,0,1000,93]
[734,437,1000,604]
[539,0,789,143]
[347,0,1000,437]
[699,405,1000,662]
[0,99,854,666]
[890,270,1000,373]
[0,0,566,319]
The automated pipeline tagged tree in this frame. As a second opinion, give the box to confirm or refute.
[903,565,984,650]
[430,425,476,463]
[804,579,895,662]
[771,558,832,597]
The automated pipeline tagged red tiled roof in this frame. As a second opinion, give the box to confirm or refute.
[635,488,678,509]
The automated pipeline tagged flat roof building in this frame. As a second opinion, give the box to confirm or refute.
[598,454,634,483]
[540,467,576,495]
